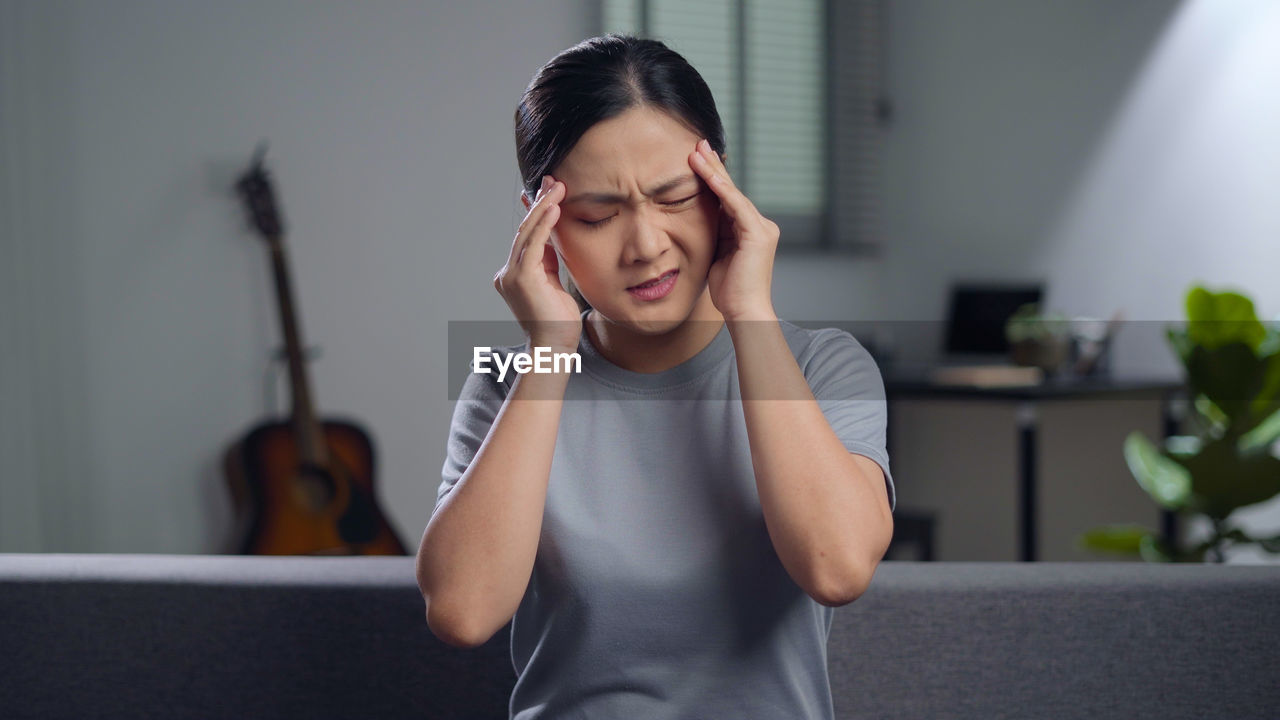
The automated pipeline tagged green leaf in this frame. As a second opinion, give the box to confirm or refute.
[1193,394,1229,435]
[1124,431,1192,509]
[1164,435,1202,459]
[1176,436,1280,518]
[1079,524,1150,554]
[1185,343,1266,422]
[1185,286,1266,350]
[1005,304,1071,343]
[1239,409,1280,454]
[1250,352,1280,421]
[1166,326,1194,368]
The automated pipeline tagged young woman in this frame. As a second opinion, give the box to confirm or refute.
[417,34,896,719]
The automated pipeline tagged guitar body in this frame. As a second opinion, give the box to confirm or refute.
[224,417,407,556]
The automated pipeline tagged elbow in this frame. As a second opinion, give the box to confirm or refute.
[428,613,480,649]
[811,558,872,608]
[425,595,493,649]
[813,582,865,609]
[418,557,486,648]
[809,518,893,607]
[417,548,506,649]
[818,514,894,606]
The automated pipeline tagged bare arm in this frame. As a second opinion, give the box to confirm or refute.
[728,317,894,607]
[418,175,579,647]
[416,362,570,648]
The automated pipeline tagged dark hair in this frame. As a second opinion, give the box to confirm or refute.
[514,33,728,313]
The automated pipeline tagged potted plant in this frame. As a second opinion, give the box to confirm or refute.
[1005,303,1072,374]
[1080,286,1280,562]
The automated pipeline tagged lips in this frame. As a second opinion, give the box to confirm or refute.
[629,270,678,289]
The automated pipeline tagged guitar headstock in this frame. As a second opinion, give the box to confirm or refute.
[235,142,286,245]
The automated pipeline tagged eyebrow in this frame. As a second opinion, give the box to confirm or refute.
[562,173,699,205]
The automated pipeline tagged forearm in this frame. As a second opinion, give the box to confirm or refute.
[417,365,569,646]
[728,316,892,606]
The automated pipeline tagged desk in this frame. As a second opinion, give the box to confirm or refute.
[884,369,1186,561]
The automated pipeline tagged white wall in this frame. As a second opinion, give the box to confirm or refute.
[880,0,1280,561]
[881,0,1279,361]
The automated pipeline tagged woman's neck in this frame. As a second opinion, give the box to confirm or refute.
[585,290,725,374]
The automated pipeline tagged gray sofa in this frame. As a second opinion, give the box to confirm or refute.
[1,554,1275,719]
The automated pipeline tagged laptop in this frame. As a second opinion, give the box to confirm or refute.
[931,282,1046,386]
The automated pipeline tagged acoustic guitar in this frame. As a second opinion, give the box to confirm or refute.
[222,144,407,556]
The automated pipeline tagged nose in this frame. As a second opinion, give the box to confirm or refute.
[620,206,672,265]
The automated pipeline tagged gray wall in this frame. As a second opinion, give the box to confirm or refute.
[3,0,1277,561]
[3,0,610,552]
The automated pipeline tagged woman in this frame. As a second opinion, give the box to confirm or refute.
[417,34,896,719]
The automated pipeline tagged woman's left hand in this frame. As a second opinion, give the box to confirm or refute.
[689,138,779,321]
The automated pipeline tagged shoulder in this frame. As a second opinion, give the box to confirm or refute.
[777,321,883,396]
[777,320,875,367]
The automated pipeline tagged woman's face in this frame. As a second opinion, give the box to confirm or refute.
[531,106,721,335]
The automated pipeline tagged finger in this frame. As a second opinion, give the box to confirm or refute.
[689,140,733,189]
[507,177,554,268]
[540,241,561,281]
[507,177,560,269]
[517,187,561,270]
[689,140,757,225]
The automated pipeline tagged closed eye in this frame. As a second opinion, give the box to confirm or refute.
[579,193,701,229]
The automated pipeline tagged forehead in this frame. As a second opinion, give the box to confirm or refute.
[555,107,701,193]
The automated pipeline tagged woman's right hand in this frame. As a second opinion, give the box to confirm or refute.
[493,176,583,352]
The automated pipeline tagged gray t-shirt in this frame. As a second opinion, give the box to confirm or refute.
[435,312,895,720]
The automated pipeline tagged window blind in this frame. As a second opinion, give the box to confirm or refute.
[828,0,887,252]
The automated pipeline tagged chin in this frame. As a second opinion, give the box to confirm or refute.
[596,294,696,336]
[621,315,687,335]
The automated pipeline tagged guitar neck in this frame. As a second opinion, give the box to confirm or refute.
[267,237,327,466]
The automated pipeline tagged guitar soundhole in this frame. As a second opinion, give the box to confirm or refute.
[294,461,336,512]
[292,459,378,544]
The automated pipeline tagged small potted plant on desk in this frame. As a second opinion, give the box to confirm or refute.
[1081,285,1280,562]
[1005,303,1073,375]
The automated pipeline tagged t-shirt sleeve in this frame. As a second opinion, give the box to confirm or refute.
[434,358,511,520]
[802,328,896,514]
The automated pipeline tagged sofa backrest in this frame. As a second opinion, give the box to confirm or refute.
[1,555,1275,719]
[831,561,1279,718]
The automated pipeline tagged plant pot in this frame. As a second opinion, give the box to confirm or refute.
[1010,337,1070,374]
